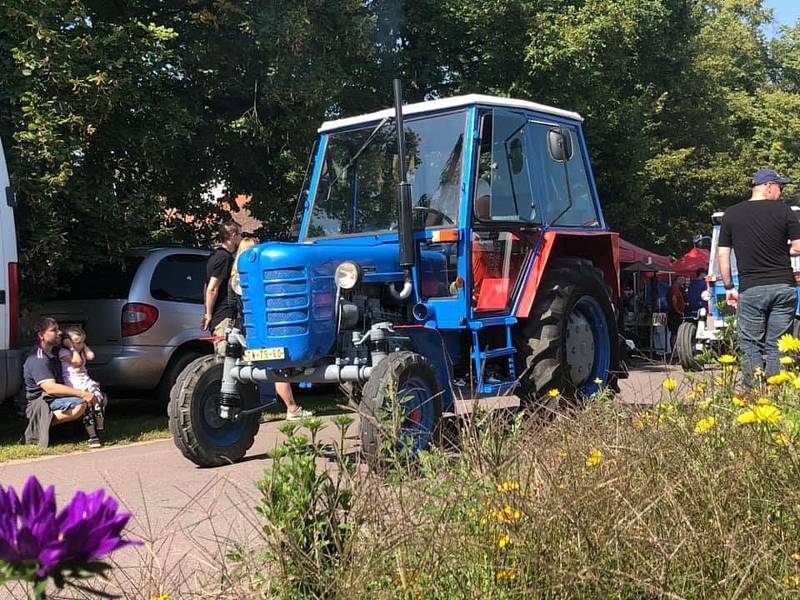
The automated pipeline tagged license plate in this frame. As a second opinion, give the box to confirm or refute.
[243,347,285,361]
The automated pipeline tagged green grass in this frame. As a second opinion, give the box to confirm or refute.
[0,397,171,462]
[0,386,346,463]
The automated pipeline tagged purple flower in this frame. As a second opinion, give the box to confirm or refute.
[0,476,140,578]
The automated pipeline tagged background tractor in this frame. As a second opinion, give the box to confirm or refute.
[675,208,800,371]
[170,82,624,467]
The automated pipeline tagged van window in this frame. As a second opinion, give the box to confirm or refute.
[150,254,207,303]
[59,256,143,300]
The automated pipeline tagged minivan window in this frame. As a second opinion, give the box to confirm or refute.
[150,254,207,303]
[60,256,144,300]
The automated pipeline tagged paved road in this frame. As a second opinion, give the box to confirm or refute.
[0,362,684,598]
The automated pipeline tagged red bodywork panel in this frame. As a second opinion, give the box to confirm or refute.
[515,231,620,318]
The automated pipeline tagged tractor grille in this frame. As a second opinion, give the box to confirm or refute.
[262,267,310,336]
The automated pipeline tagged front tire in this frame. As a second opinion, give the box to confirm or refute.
[676,321,702,371]
[169,355,260,467]
[515,258,617,400]
[359,352,443,463]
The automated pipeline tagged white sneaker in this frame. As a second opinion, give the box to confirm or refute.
[286,407,314,421]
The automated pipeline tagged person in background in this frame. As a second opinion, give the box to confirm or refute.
[687,268,708,312]
[23,317,102,448]
[667,275,687,350]
[203,220,242,355]
[59,325,106,437]
[229,237,313,421]
[718,168,800,388]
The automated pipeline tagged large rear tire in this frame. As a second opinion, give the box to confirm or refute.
[169,355,260,467]
[359,351,443,463]
[515,258,617,400]
[675,321,703,371]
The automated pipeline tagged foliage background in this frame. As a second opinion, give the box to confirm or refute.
[2,0,800,296]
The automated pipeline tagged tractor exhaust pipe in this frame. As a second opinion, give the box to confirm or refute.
[393,78,415,299]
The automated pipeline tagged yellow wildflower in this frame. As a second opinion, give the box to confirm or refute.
[768,371,792,385]
[791,552,800,561]
[754,367,765,379]
[656,402,675,413]
[794,378,800,390]
[593,377,603,385]
[694,383,705,393]
[713,376,725,386]
[662,378,677,390]
[497,533,511,549]
[757,396,772,405]
[151,596,169,600]
[497,481,520,493]
[774,433,790,446]
[778,334,800,354]
[718,354,736,364]
[548,388,560,398]
[500,505,521,521]
[697,397,712,410]
[783,575,800,587]
[496,568,517,581]
[586,448,603,467]
[732,396,746,407]
[694,416,716,434]
[780,356,795,366]
[737,405,783,425]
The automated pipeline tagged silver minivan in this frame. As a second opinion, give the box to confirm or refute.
[29,247,213,403]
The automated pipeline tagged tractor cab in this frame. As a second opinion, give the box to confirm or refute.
[170,90,623,467]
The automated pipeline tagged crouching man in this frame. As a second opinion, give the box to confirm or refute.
[23,317,102,448]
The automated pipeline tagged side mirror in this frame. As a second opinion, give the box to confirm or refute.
[547,128,573,162]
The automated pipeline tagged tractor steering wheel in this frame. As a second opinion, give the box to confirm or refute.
[412,205,455,225]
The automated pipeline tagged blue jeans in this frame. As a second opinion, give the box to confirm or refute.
[48,396,84,412]
[737,283,797,388]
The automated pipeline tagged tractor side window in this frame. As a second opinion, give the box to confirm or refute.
[419,240,459,299]
[474,110,537,222]
[531,124,600,227]
[471,231,528,312]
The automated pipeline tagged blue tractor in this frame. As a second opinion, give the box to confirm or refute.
[169,82,625,467]
[675,209,800,371]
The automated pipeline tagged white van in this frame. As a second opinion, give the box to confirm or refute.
[0,138,20,401]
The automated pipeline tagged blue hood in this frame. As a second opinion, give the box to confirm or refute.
[238,239,403,366]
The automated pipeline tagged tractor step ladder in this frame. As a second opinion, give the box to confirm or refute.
[469,317,519,396]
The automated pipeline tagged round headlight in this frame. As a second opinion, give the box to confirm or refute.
[700,290,711,302]
[334,261,360,289]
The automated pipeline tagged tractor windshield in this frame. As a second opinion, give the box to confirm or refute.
[306,110,467,238]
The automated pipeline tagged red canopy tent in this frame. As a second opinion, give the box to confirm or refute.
[618,238,671,268]
[671,247,710,277]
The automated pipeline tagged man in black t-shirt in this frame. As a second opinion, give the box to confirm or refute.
[718,168,800,387]
[203,220,242,355]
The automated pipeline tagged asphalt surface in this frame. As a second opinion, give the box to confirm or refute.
[0,361,684,598]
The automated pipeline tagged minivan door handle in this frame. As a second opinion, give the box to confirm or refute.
[0,289,5,304]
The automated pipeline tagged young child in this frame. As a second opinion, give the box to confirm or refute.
[59,325,106,436]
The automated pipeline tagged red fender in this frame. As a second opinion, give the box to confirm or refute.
[515,231,620,318]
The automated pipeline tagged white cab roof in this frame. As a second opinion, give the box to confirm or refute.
[318,94,583,133]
